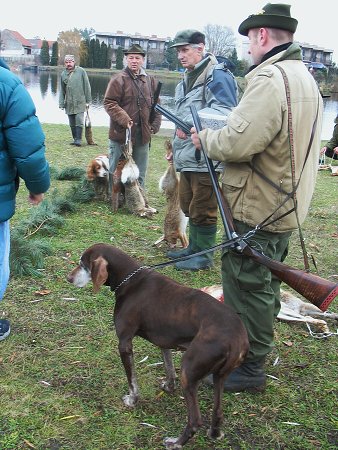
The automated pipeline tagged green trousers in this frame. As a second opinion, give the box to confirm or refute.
[221,220,291,362]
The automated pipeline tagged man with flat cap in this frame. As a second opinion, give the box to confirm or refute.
[104,44,161,189]
[59,55,92,147]
[167,29,238,271]
[191,3,323,392]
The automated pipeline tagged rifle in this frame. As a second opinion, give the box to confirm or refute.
[149,81,163,124]
[189,103,337,312]
[154,104,191,135]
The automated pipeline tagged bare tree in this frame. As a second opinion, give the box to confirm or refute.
[203,24,236,57]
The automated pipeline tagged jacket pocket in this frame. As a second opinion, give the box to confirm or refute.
[228,113,249,133]
[221,165,251,221]
[221,166,250,193]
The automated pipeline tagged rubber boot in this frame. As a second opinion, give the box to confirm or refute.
[223,359,266,393]
[174,224,216,271]
[70,126,77,145]
[74,126,83,147]
[166,220,197,259]
[204,359,266,393]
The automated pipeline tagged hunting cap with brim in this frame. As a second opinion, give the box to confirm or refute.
[238,3,298,36]
[123,44,146,56]
[169,29,205,48]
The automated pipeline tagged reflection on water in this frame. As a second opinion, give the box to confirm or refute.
[17,70,337,138]
[18,70,177,129]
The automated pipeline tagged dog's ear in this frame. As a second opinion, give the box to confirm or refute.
[91,256,108,293]
[86,162,95,181]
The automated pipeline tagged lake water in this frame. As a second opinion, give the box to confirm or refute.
[18,70,338,139]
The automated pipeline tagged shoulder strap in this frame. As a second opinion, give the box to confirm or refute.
[274,63,320,271]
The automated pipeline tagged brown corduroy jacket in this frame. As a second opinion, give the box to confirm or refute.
[103,68,161,145]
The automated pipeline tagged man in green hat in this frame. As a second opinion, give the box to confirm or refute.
[104,44,161,189]
[191,3,323,392]
[59,55,92,147]
[167,29,238,270]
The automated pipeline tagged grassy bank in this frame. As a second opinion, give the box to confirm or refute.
[0,124,337,450]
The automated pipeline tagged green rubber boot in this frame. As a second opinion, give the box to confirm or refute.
[166,220,197,259]
[74,126,83,147]
[70,126,77,145]
[174,224,216,271]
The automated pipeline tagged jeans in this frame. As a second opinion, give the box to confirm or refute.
[0,220,10,300]
[68,112,84,128]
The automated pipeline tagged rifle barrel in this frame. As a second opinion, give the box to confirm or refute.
[154,104,191,135]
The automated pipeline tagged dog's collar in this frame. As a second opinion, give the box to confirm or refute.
[113,266,149,293]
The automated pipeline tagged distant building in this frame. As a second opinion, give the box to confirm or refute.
[89,30,171,69]
[0,29,34,63]
[240,39,334,69]
[0,29,55,65]
[28,39,55,58]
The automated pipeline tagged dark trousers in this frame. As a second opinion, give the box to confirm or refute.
[179,172,218,226]
[221,220,292,362]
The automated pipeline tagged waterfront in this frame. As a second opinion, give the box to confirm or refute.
[18,70,337,139]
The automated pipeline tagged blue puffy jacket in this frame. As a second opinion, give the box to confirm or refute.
[0,58,50,222]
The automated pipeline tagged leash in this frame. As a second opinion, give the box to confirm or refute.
[113,229,258,293]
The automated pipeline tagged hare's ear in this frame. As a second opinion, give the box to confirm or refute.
[91,256,108,293]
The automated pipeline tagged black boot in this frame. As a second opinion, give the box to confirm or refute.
[167,220,197,259]
[223,360,266,393]
[70,126,77,145]
[74,126,83,147]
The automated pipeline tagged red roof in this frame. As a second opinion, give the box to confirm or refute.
[7,30,32,48]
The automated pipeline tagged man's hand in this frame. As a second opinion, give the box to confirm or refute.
[28,193,44,205]
[176,128,187,140]
[191,127,201,150]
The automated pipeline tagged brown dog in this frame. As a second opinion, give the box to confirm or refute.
[86,155,110,201]
[67,243,249,449]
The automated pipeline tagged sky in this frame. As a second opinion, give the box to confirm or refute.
[2,0,337,64]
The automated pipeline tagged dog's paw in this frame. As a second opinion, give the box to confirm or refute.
[161,379,176,393]
[122,394,137,408]
[207,428,224,440]
[163,437,182,449]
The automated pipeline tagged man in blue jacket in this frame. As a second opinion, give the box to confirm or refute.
[167,29,238,270]
[0,58,50,341]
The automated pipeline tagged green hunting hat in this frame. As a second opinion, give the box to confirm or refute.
[238,3,298,36]
[123,44,146,56]
[169,29,205,48]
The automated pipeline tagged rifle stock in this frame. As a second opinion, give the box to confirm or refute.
[189,104,337,312]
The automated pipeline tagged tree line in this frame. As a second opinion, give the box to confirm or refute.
[39,26,337,80]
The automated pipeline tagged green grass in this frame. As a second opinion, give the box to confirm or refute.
[0,124,337,450]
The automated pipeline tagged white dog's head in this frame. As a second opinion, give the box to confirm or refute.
[86,155,110,180]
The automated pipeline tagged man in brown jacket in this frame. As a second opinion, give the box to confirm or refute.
[103,44,161,188]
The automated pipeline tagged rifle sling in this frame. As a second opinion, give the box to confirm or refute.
[251,64,320,270]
